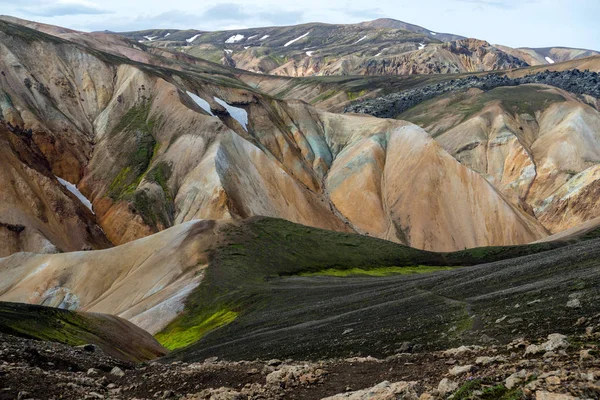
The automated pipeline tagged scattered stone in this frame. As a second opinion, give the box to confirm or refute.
[17,392,29,400]
[506,369,527,389]
[449,364,472,376]
[567,298,581,309]
[442,345,481,357]
[525,334,569,355]
[545,376,561,386]
[437,378,458,395]
[580,349,595,360]
[475,356,505,366]
[535,391,577,400]
[111,366,125,377]
[322,381,419,400]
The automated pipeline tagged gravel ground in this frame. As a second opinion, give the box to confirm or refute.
[167,238,600,362]
[2,330,600,399]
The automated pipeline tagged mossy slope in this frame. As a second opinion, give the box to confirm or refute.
[0,302,167,362]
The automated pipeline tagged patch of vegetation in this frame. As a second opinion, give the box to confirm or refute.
[299,265,459,277]
[453,379,523,400]
[107,102,160,200]
[0,303,89,347]
[0,302,164,362]
[146,161,174,202]
[310,89,340,104]
[155,309,238,351]
[345,89,367,101]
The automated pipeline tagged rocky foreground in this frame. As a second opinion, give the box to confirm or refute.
[2,321,600,400]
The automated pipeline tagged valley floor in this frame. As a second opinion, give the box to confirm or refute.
[1,330,599,399]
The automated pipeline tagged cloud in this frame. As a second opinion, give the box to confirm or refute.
[79,4,305,32]
[340,7,385,20]
[201,3,304,26]
[19,0,112,17]
[457,0,536,9]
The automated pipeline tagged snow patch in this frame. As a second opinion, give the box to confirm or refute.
[143,35,158,42]
[244,46,250,49]
[225,34,245,43]
[354,35,367,44]
[375,48,388,57]
[260,35,270,40]
[418,43,426,50]
[224,49,233,54]
[214,97,248,131]
[545,56,555,64]
[430,32,437,35]
[56,177,94,214]
[306,51,314,57]
[247,35,258,40]
[284,32,309,47]
[186,91,214,116]
[186,34,201,43]
[164,32,171,38]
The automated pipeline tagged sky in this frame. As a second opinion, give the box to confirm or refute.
[3,0,599,50]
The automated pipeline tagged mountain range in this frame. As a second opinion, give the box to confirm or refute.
[0,13,599,399]
[118,18,599,77]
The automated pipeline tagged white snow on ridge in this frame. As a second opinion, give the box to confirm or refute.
[260,35,270,40]
[143,36,158,42]
[244,46,250,49]
[214,97,248,132]
[418,43,426,50]
[224,49,233,54]
[247,35,258,40]
[55,177,94,214]
[225,34,245,43]
[353,35,367,44]
[284,32,309,47]
[164,33,171,38]
[430,32,437,36]
[186,91,214,116]
[545,56,555,64]
[306,51,314,56]
[186,34,201,43]
[375,48,388,57]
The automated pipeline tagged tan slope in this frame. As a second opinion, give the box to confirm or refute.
[497,45,600,67]
[534,217,600,243]
[0,124,110,256]
[399,84,600,234]
[323,122,546,250]
[0,219,224,334]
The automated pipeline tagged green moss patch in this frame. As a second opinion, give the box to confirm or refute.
[453,379,523,400]
[108,101,160,201]
[155,309,238,351]
[299,265,459,277]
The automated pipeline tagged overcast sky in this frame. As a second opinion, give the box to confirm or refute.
[4,0,599,50]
